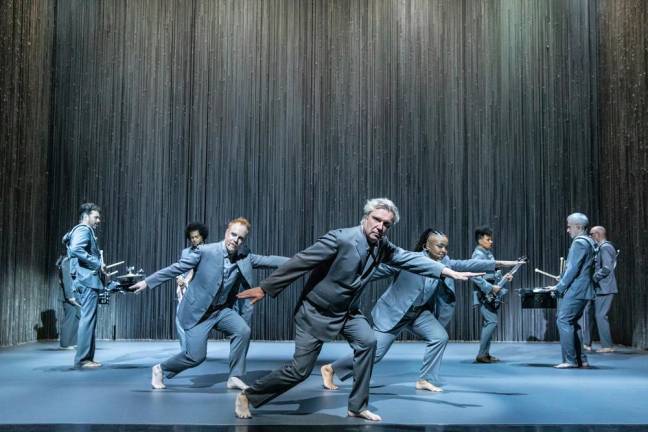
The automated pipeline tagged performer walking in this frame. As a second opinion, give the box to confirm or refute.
[471,226,513,363]
[132,218,288,390]
[549,212,597,368]
[322,228,522,392]
[233,198,484,421]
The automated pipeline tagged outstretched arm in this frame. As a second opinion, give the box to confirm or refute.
[133,248,201,293]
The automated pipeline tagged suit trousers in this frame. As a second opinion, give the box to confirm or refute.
[245,313,377,413]
[74,286,99,366]
[60,301,80,348]
[175,302,186,350]
[557,297,589,365]
[580,294,615,348]
[477,304,498,357]
[332,308,449,385]
[162,307,250,379]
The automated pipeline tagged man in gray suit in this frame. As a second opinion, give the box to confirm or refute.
[62,203,107,368]
[132,217,288,391]
[322,228,521,393]
[234,198,484,421]
[581,225,618,353]
[549,212,597,368]
[471,226,514,363]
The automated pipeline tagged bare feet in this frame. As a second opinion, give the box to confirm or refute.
[227,376,249,390]
[151,364,166,389]
[321,364,338,390]
[415,379,443,392]
[348,409,382,421]
[235,392,252,419]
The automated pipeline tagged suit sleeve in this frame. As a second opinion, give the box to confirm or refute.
[470,250,495,294]
[445,258,495,273]
[68,227,102,270]
[554,240,588,296]
[145,247,202,289]
[383,244,446,278]
[249,254,290,269]
[260,231,339,297]
[593,245,614,284]
[367,263,399,282]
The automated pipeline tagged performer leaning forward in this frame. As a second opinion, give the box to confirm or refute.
[132,217,288,391]
[234,198,484,421]
[322,228,521,393]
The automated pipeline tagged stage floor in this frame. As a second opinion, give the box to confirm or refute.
[0,340,646,430]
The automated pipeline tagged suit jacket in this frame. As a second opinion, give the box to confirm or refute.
[259,226,448,340]
[146,241,287,330]
[554,235,596,300]
[470,246,504,305]
[62,224,103,290]
[369,253,494,332]
[593,241,618,295]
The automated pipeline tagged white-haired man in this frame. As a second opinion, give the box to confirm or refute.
[549,212,597,368]
[234,198,484,421]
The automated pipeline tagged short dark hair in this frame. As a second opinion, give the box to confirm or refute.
[185,222,208,241]
[79,203,101,220]
[474,225,493,243]
[414,228,447,252]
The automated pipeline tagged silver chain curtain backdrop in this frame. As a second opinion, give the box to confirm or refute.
[1,0,646,348]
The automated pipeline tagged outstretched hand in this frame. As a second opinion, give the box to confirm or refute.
[131,280,148,294]
[443,268,484,281]
[237,287,266,305]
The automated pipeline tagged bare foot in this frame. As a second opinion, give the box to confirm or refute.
[348,409,382,421]
[415,379,443,392]
[151,364,166,389]
[235,392,252,419]
[321,364,338,390]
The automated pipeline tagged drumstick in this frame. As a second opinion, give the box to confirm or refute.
[534,268,560,281]
[105,261,125,270]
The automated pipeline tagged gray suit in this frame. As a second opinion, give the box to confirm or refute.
[555,234,597,365]
[145,241,287,379]
[331,253,493,385]
[471,246,504,357]
[244,226,447,413]
[63,224,104,366]
[581,241,617,348]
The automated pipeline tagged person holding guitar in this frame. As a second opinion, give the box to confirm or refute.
[471,225,524,363]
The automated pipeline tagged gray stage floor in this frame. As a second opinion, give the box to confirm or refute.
[0,340,646,427]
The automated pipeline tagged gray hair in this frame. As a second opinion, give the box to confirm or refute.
[362,198,400,224]
[567,212,589,227]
